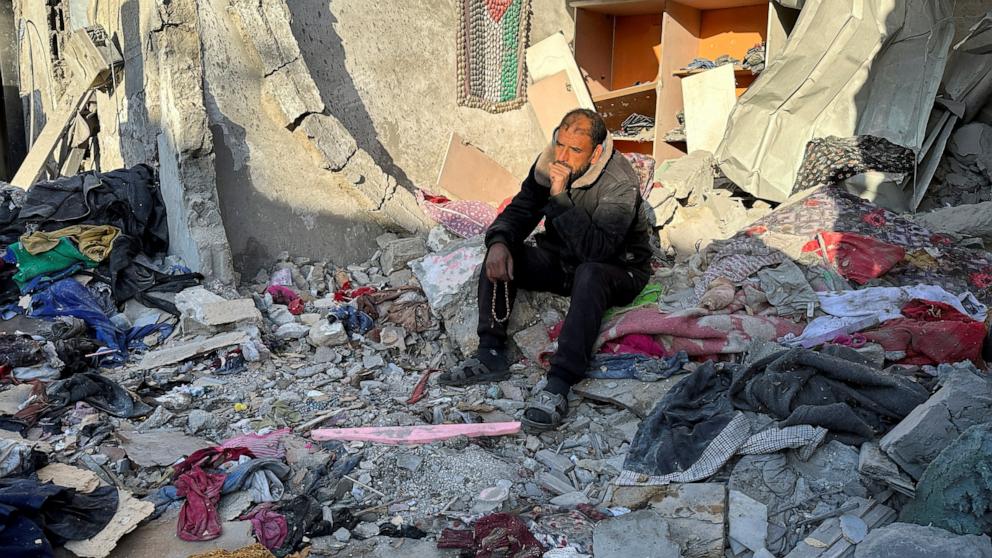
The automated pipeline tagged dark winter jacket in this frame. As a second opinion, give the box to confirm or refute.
[485,133,653,274]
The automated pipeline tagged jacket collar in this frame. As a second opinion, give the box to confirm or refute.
[534,127,614,190]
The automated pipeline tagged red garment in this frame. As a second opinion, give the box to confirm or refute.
[173,447,255,480]
[175,467,225,541]
[801,232,906,285]
[265,285,304,315]
[438,513,544,558]
[600,333,667,357]
[861,299,987,365]
[242,504,288,550]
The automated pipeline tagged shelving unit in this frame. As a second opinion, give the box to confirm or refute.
[570,0,791,162]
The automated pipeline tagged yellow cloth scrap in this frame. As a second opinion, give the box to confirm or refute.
[20,225,121,262]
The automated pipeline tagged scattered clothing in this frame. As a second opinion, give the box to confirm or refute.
[417,190,499,239]
[791,135,915,195]
[743,42,765,74]
[328,305,375,336]
[587,351,688,381]
[221,458,290,503]
[173,447,255,480]
[218,429,290,459]
[600,333,666,358]
[175,467,225,541]
[757,260,818,319]
[265,286,303,316]
[46,372,152,418]
[5,239,98,288]
[862,299,987,365]
[801,232,906,285]
[0,478,118,557]
[817,284,988,323]
[241,504,288,551]
[0,335,46,369]
[438,512,545,558]
[20,225,121,262]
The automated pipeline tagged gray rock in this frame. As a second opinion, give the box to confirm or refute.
[550,491,590,507]
[267,304,295,325]
[386,269,414,288]
[187,409,214,433]
[658,149,715,202]
[538,471,575,496]
[729,489,768,554]
[380,237,427,274]
[840,514,868,543]
[880,363,992,480]
[396,453,423,472]
[593,510,681,558]
[308,321,348,347]
[138,406,175,431]
[426,225,456,252]
[353,521,380,539]
[854,523,992,558]
[535,449,575,474]
[333,527,351,543]
[275,322,310,340]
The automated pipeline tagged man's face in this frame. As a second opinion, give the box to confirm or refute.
[554,125,600,182]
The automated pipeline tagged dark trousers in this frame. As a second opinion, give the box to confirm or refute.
[477,244,648,386]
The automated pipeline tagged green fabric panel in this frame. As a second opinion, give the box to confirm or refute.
[499,0,522,101]
[604,283,664,322]
[11,237,98,287]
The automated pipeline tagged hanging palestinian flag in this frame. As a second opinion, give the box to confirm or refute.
[457,0,533,113]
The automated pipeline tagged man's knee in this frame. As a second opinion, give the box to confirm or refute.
[571,262,613,293]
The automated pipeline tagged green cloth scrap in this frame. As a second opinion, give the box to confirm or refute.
[10,237,98,287]
[604,283,664,322]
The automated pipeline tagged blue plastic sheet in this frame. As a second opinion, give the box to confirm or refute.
[587,351,690,382]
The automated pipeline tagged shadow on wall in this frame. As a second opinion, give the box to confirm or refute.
[286,0,418,196]
[207,88,384,276]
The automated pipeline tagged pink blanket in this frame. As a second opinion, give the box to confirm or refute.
[594,308,806,359]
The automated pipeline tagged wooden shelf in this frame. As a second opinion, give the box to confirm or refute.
[592,81,658,103]
[569,0,665,16]
[672,0,766,8]
[613,134,654,143]
[673,64,757,77]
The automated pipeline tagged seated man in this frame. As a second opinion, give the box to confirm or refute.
[439,109,653,430]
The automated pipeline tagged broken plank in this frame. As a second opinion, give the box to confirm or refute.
[137,331,248,370]
[11,88,95,188]
[311,421,521,445]
[435,132,520,205]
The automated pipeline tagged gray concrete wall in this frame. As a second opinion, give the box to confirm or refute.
[287,0,574,188]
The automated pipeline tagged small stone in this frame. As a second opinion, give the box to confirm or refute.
[353,522,380,539]
[314,346,341,364]
[536,449,575,474]
[396,454,423,472]
[550,491,590,507]
[138,406,174,431]
[275,322,310,340]
[840,514,868,543]
[187,409,213,433]
[538,471,575,496]
[380,237,428,274]
[308,322,348,346]
[268,305,295,325]
[299,313,321,326]
[333,527,351,543]
[387,269,414,288]
[729,490,768,554]
[362,354,385,369]
[525,436,541,452]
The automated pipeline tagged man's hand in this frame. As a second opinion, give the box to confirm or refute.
[549,162,571,196]
[485,243,514,282]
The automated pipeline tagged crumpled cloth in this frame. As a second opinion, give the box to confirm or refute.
[20,225,120,262]
[757,259,818,319]
[218,429,290,459]
[46,372,152,418]
[600,333,666,357]
[438,513,545,558]
[220,458,290,503]
[587,352,689,382]
[801,232,905,285]
[264,286,303,315]
[173,447,255,480]
[699,277,737,311]
[175,467,225,541]
[417,190,499,239]
[862,299,987,365]
[328,305,374,336]
[241,504,288,551]
[595,307,806,359]
[5,238,97,287]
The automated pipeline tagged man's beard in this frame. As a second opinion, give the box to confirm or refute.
[556,160,592,185]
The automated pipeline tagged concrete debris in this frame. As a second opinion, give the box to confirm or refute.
[879,362,992,480]
[853,523,992,558]
[379,237,428,275]
[729,489,769,554]
[593,510,682,558]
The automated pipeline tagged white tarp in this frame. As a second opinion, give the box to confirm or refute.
[715,0,955,202]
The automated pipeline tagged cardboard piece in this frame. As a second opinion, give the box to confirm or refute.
[526,32,595,110]
[36,463,102,493]
[682,64,736,153]
[64,490,155,558]
[715,0,955,202]
[529,71,582,142]
[435,132,520,205]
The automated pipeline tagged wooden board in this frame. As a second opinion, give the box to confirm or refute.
[594,83,658,131]
[530,71,582,142]
[10,86,93,188]
[527,33,596,109]
[698,4,768,61]
[682,64,737,153]
[612,14,663,89]
[436,132,521,206]
[655,2,701,161]
[671,0,765,9]
[574,9,615,96]
[569,0,665,16]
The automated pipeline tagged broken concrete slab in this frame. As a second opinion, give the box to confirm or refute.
[175,287,261,327]
[0,383,34,415]
[309,321,349,347]
[115,430,211,468]
[853,522,992,558]
[593,510,681,558]
[880,363,992,480]
[572,376,682,418]
[657,150,715,202]
[859,441,916,497]
[610,483,727,558]
[380,237,427,274]
[137,331,249,370]
[64,490,154,557]
[512,322,551,364]
[535,448,574,474]
[901,422,992,536]
[36,463,101,493]
[108,511,255,558]
[729,489,769,554]
[538,470,576,496]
